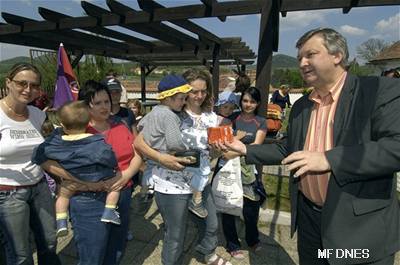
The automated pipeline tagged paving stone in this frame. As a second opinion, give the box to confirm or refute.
[120,240,148,264]
[278,248,298,265]
[32,187,400,265]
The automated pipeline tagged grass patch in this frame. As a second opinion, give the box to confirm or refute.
[281,108,290,133]
[262,173,400,212]
[262,174,291,212]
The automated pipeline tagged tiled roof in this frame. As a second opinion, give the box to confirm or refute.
[370,41,400,62]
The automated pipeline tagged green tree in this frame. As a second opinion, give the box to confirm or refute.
[272,68,303,88]
[76,55,114,85]
[347,58,374,76]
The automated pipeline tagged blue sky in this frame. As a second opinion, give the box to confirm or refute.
[0,0,399,64]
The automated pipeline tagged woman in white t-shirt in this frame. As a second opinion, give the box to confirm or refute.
[0,63,60,265]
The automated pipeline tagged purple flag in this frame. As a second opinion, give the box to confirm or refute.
[53,43,78,109]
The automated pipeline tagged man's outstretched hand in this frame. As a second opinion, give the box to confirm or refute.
[282,151,331,177]
[212,138,247,156]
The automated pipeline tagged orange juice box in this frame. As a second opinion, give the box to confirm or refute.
[208,125,233,144]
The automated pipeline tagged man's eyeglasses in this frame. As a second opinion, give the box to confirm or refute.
[12,80,41,90]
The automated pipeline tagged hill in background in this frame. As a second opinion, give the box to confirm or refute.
[272,54,298,69]
[0,56,31,74]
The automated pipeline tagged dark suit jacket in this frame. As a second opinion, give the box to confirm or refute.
[246,73,400,264]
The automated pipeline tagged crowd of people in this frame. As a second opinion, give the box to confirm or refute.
[0,27,399,265]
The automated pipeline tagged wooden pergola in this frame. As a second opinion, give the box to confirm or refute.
[1,0,399,116]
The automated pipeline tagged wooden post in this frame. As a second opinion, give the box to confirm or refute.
[211,43,220,104]
[255,0,279,117]
[140,64,146,102]
[241,64,246,73]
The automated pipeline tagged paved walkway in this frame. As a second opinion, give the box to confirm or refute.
[53,186,399,265]
[55,186,299,265]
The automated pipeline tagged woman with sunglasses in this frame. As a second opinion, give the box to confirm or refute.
[0,63,61,265]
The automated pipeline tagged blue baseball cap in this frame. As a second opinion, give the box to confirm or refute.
[157,74,192,100]
[215,91,239,107]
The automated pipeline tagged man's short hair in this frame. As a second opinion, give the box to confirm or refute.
[234,72,251,93]
[296,28,349,68]
[102,78,122,92]
[57,101,90,131]
[106,69,118,78]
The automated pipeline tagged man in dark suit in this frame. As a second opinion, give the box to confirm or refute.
[219,28,400,265]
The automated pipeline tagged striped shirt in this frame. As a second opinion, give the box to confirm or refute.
[299,71,347,206]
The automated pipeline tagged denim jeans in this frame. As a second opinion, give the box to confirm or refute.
[155,192,191,265]
[221,197,260,252]
[0,179,60,265]
[103,187,132,265]
[191,184,218,256]
[69,192,110,265]
[1,217,14,264]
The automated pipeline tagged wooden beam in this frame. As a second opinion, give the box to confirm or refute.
[0,34,71,51]
[280,0,400,12]
[221,37,242,43]
[138,51,198,58]
[71,51,83,69]
[211,43,221,102]
[125,50,255,60]
[0,24,21,34]
[58,16,98,30]
[137,1,251,67]
[106,0,200,47]
[1,12,56,32]
[124,1,263,23]
[0,32,137,62]
[38,7,154,50]
[1,12,130,52]
[1,0,398,36]
[222,42,246,49]
[0,31,140,62]
[138,0,222,45]
[125,41,249,55]
[149,60,254,66]
[196,51,212,70]
[272,0,280,51]
[343,0,360,13]
[2,12,35,25]
[226,51,256,58]
[81,1,191,48]
[145,66,157,77]
[226,47,251,53]
[200,0,227,22]
[140,64,146,102]
[255,0,274,117]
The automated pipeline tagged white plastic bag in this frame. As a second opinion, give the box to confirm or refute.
[212,157,243,216]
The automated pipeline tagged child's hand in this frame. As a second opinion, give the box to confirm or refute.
[103,174,123,191]
[110,174,131,191]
